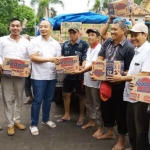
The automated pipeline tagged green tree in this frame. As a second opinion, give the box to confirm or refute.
[87,0,109,13]
[13,5,35,35]
[30,0,64,21]
[0,0,35,36]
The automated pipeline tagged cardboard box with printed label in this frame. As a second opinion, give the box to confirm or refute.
[130,76,150,103]
[61,22,82,34]
[108,0,134,16]
[56,56,79,74]
[92,60,124,80]
[3,58,30,77]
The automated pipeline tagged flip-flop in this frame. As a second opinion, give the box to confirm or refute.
[42,121,56,128]
[76,121,83,127]
[57,118,70,123]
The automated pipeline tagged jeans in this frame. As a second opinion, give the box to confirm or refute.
[31,79,56,126]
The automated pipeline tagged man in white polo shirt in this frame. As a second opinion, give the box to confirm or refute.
[0,18,29,135]
[28,20,61,135]
[108,23,150,150]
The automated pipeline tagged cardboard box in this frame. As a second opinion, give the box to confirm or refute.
[3,58,30,77]
[130,76,150,103]
[61,22,82,34]
[56,56,79,74]
[108,0,134,16]
[92,60,124,80]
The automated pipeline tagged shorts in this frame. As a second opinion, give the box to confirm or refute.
[62,79,83,94]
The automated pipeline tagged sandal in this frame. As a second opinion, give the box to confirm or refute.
[30,126,39,135]
[42,121,56,128]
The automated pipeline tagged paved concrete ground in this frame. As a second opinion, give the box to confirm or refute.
[0,88,130,150]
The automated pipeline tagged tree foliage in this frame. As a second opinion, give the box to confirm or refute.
[30,0,64,21]
[0,0,35,36]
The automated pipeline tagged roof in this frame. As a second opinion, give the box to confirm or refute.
[132,3,150,15]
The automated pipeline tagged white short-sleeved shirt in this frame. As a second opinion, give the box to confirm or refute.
[84,43,101,88]
[28,35,61,80]
[124,41,150,103]
[0,35,30,64]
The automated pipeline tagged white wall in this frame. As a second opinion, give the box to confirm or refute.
[121,16,145,25]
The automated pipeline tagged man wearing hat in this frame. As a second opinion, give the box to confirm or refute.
[73,29,103,136]
[57,25,88,126]
[95,20,135,150]
[108,23,150,150]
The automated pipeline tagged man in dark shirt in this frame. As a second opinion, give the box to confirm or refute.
[57,26,89,126]
[94,20,135,150]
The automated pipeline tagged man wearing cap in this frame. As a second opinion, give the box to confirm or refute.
[108,23,150,150]
[73,29,103,136]
[57,25,88,126]
[94,20,135,150]
[28,20,61,135]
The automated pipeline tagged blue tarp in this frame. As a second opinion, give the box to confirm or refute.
[41,12,131,30]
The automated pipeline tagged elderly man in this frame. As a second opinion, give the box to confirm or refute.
[109,23,150,150]
[95,20,135,150]
[57,26,88,126]
[28,20,61,135]
[0,18,29,135]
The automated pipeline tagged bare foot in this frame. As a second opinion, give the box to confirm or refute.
[78,116,84,124]
[112,135,126,150]
[57,115,70,122]
[82,120,95,129]
[93,126,103,139]
[98,132,115,140]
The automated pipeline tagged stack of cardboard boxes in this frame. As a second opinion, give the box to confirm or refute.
[52,22,102,43]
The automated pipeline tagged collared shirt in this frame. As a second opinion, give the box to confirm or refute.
[62,39,89,80]
[105,38,126,61]
[28,35,61,80]
[0,35,30,65]
[124,41,150,103]
[84,43,101,88]
[98,38,135,71]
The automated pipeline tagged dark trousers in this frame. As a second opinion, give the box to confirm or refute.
[127,102,149,150]
[101,85,127,134]
[25,75,32,97]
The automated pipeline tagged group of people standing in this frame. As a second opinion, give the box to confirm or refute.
[0,16,150,150]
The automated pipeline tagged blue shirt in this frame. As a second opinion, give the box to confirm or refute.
[62,39,89,80]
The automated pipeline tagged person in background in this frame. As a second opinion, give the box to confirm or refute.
[95,20,135,150]
[57,26,88,126]
[108,23,150,150]
[28,20,61,135]
[0,18,30,135]
[23,34,34,104]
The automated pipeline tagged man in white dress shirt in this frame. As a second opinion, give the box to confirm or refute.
[0,18,29,135]
[28,20,61,135]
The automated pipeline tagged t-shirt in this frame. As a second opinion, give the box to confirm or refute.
[84,43,101,88]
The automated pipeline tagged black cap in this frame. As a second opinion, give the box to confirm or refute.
[68,25,79,32]
[86,29,100,36]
